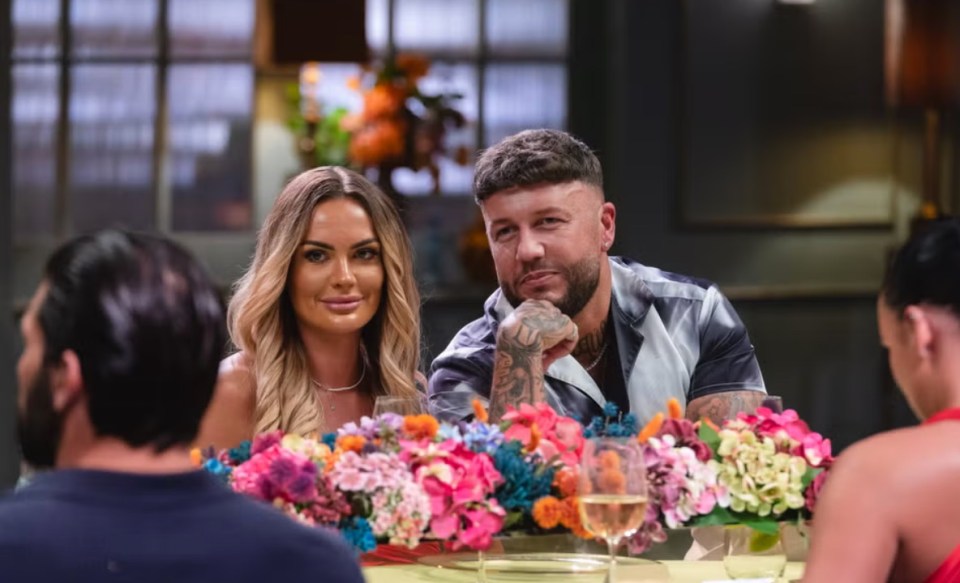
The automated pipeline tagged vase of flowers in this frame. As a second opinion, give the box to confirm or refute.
[343,53,468,206]
[722,523,788,578]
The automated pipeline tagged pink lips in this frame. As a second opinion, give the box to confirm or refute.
[322,296,363,313]
[519,271,556,287]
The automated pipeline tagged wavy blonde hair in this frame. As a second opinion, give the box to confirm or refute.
[229,167,422,435]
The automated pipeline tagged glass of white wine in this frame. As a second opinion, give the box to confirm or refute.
[372,394,429,417]
[578,438,649,583]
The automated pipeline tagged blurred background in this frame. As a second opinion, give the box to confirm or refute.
[3,0,958,487]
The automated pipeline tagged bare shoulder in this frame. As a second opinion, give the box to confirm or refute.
[218,352,256,396]
[195,352,257,449]
[829,426,936,487]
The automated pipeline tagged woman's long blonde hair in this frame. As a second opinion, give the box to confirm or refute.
[229,167,422,435]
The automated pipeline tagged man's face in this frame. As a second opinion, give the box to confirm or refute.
[481,181,613,317]
[17,284,63,469]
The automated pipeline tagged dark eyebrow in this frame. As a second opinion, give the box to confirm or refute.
[302,238,380,250]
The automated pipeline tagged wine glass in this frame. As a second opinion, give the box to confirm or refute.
[578,438,649,583]
[372,394,429,417]
[761,395,784,414]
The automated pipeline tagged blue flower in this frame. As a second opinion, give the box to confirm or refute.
[202,458,232,483]
[603,402,620,418]
[493,441,556,512]
[228,441,251,464]
[438,424,463,442]
[321,432,337,450]
[340,517,378,553]
[462,421,504,455]
[584,404,639,438]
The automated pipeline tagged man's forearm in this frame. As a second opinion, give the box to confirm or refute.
[685,390,765,426]
[488,328,545,422]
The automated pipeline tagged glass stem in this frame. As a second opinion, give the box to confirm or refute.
[606,537,620,583]
[477,549,486,583]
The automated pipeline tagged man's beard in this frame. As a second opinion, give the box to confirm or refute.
[502,255,601,318]
[17,369,63,470]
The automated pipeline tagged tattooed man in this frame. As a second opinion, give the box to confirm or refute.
[428,129,766,426]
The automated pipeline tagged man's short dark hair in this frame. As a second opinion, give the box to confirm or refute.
[38,230,226,451]
[473,129,604,202]
[882,217,960,316]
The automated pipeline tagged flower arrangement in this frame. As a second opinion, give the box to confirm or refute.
[343,53,469,196]
[690,406,833,537]
[195,398,831,556]
[288,53,469,195]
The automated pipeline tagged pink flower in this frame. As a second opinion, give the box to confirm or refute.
[502,403,583,466]
[251,430,283,455]
[805,469,829,512]
[801,433,833,468]
[406,440,505,550]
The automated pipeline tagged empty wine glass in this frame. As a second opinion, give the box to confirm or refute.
[761,395,784,414]
[372,394,429,417]
[578,438,649,583]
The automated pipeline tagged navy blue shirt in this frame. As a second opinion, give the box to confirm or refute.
[0,469,366,583]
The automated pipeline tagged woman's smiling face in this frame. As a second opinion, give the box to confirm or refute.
[287,197,384,337]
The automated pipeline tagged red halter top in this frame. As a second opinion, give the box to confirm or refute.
[923,408,960,583]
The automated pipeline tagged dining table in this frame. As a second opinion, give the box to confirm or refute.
[363,560,805,583]
[360,526,807,583]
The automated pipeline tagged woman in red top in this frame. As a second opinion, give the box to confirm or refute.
[804,218,960,583]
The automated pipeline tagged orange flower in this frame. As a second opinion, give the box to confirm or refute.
[395,53,430,81]
[560,497,593,539]
[471,399,489,423]
[349,120,405,166]
[598,468,627,494]
[336,435,366,454]
[637,412,664,444]
[189,448,203,467]
[667,398,683,420]
[598,449,621,471]
[532,496,563,530]
[346,75,361,91]
[454,145,470,166]
[325,450,342,472]
[403,414,440,440]
[527,423,542,453]
[553,467,578,498]
[362,84,405,120]
[701,417,720,432]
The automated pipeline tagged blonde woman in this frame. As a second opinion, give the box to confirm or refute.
[196,167,424,448]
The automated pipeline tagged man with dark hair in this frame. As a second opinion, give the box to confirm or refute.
[430,129,766,424]
[804,218,960,582]
[1,231,365,583]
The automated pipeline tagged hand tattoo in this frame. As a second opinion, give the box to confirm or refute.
[685,390,766,426]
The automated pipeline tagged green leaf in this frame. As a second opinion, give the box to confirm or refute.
[739,517,780,536]
[698,422,721,457]
[748,530,781,553]
[690,506,736,527]
[801,467,822,489]
[502,511,524,529]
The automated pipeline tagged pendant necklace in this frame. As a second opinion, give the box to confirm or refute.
[313,359,366,412]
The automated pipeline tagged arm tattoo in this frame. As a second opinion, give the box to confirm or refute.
[489,326,545,422]
[685,391,765,426]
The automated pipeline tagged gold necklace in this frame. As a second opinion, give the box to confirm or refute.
[313,360,366,412]
[583,340,608,372]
